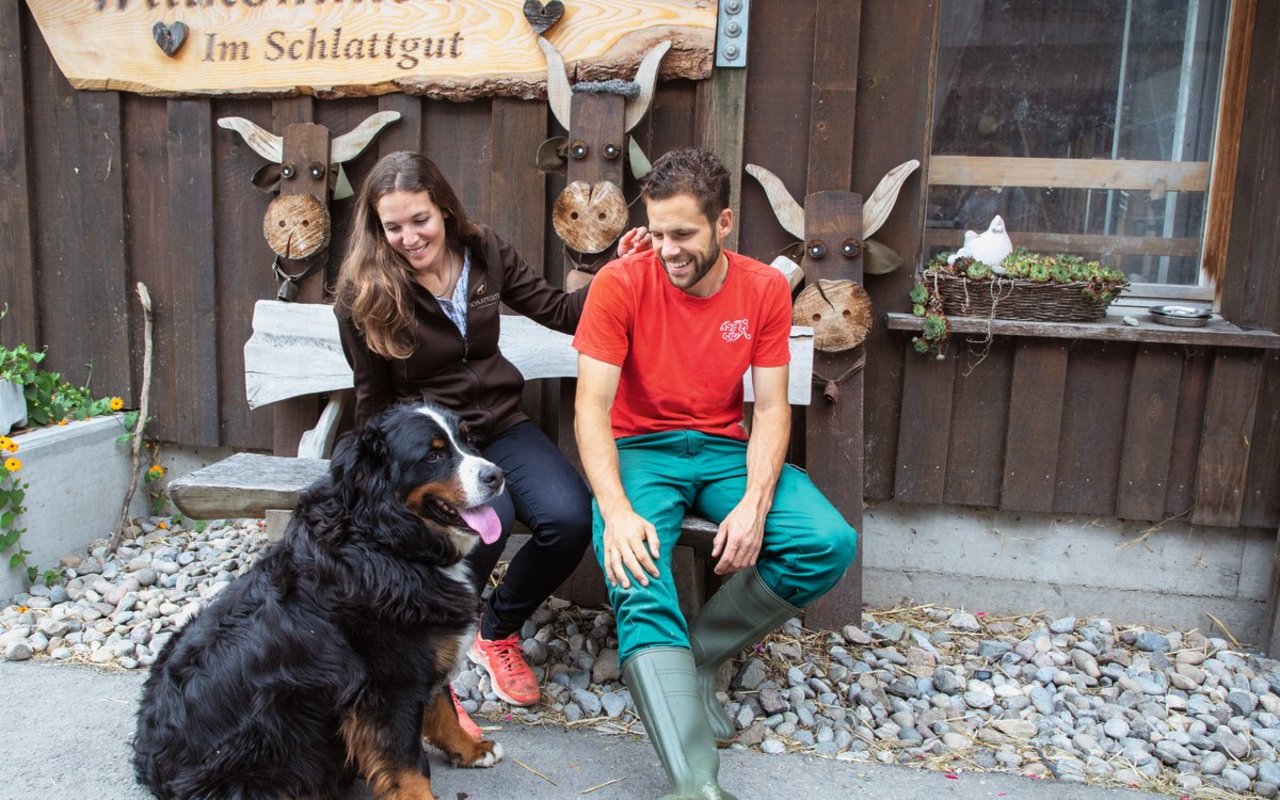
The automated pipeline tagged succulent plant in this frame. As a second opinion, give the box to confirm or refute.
[922,313,948,340]
[966,261,992,280]
[1028,263,1051,283]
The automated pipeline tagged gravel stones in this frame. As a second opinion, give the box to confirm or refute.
[5,517,1280,799]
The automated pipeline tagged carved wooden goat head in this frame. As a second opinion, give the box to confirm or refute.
[219,111,400,263]
[746,160,920,353]
[748,159,921,283]
[527,5,668,288]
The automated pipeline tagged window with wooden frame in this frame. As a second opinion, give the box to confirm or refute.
[925,0,1249,307]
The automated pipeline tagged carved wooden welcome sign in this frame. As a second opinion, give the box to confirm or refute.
[25,1,714,98]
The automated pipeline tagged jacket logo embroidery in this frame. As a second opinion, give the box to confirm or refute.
[470,292,500,309]
[720,319,752,342]
[474,282,486,295]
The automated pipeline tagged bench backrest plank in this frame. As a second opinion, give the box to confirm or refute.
[243,300,815,409]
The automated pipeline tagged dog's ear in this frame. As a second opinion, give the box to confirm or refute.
[330,424,392,497]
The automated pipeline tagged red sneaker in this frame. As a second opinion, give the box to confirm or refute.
[468,632,540,707]
[450,686,483,741]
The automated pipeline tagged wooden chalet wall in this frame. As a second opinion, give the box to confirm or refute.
[860,1,1280,532]
[2,0,1278,556]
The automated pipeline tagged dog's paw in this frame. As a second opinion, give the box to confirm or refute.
[454,740,502,769]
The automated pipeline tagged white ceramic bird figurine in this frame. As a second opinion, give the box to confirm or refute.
[947,215,1013,269]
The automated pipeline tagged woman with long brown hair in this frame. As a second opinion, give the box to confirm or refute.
[335,151,591,736]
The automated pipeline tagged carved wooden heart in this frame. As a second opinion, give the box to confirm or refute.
[152,21,188,58]
[523,0,565,35]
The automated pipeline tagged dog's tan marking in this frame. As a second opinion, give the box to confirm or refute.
[421,690,501,768]
[405,478,468,513]
[434,636,464,676]
[342,712,434,799]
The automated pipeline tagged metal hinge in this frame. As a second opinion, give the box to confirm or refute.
[715,0,750,68]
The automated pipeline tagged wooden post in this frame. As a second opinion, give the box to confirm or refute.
[270,112,330,457]
[557,92,627,609]
[798,191,864,631]
[801,0,863,632]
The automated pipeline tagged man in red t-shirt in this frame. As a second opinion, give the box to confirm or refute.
[574,148,857,800]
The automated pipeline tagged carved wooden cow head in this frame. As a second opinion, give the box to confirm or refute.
[528,8,669,289]
[747,160,920,353]
[218,111,400,300]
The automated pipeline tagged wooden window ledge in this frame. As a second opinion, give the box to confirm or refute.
[884,310,1280,349]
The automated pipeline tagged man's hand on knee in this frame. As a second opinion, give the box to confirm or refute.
[712,502,765,576]
[602,508,661,589]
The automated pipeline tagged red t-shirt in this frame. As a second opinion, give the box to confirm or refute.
[573,250,792,441]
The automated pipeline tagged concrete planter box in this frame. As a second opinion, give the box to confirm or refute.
[2,415,148,599]
[0,380,23,436]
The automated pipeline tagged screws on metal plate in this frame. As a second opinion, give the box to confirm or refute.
[725,21,742,37]
[723,44,740,60]
[725,0,742,14]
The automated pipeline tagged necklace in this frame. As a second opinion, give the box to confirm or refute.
[431,249,457,300]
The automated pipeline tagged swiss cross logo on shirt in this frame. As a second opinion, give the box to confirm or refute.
[720,319,752,342]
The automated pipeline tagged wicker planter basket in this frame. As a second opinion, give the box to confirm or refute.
[930,271,1122,322]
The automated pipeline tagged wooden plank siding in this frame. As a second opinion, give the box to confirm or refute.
[943,339,1013,508]
[1116,348,1183,522]
[895,353,956,505]
[164,100,220,446]
[1193,350,1264,527]
[211,98,277,451]
[1,1,39,351]
[859,0,938,504]
[1000,339,1068,512]
[25,7,132,402]
[798,0,864,631]
[1053,343,1133,515]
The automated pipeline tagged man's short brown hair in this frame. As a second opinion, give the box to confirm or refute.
[640,147,731,224]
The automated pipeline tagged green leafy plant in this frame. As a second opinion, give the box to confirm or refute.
[0,436,37,583]
[1,315,131,584]
[0,342,123,428]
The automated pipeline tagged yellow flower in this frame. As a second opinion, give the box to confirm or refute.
[0,436,14,453]
[145,465,165,483]
[157,520,168,530]
[4,457,21,473]
[109,397,124,411]
[57,418,68,426]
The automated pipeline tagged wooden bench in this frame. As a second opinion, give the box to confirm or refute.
[170,299,815,617]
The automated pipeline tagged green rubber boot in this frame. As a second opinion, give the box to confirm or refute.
[689,567,800,742]
[623,648,738,800]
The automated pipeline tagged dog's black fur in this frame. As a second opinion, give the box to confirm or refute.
[133,403,504,800]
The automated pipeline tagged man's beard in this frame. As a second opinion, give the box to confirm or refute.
[662,240,721,290]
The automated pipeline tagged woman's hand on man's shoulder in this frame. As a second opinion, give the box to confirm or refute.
[615,227,652,259]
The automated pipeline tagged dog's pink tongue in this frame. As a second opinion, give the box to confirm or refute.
[460,505,501,545]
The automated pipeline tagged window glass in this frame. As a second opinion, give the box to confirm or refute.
[928,0,1229,293]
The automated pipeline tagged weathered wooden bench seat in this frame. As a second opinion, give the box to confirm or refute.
[170,299,814,614]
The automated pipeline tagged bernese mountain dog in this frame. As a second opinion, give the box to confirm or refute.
[133,403,506,799]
